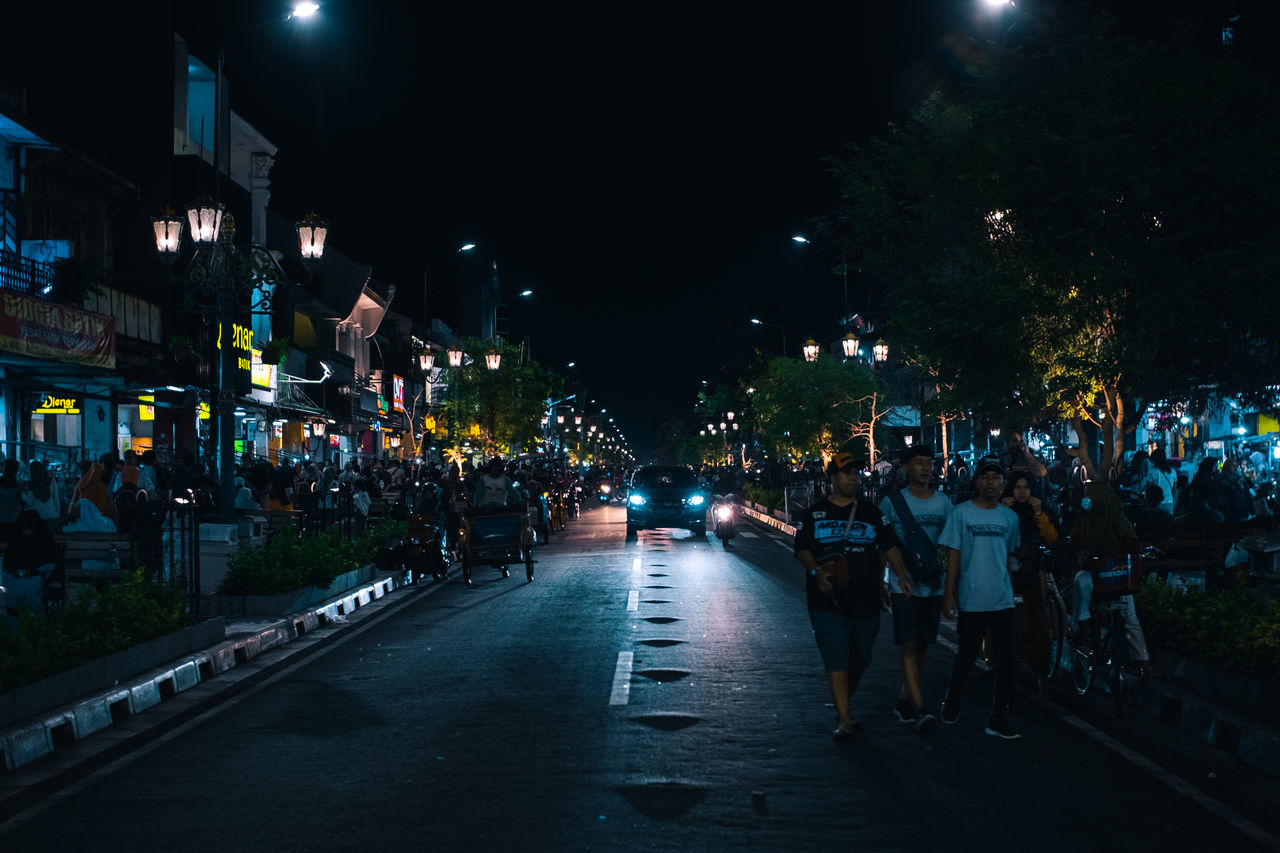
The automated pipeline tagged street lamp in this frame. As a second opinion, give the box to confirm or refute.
[418,349,435,372]
[749,317,787,356]
[802,338,820,362]
[211,5,320,208]
[873,339,889,363]
[295,212,328,269]
[842,332,859,359]
[447,345,464,368]
[153,198,328,522]
[485,348,501,371]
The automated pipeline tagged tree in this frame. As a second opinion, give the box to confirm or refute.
[825,15,1280,476]
[744,352,879,462]
[438,337,559,457]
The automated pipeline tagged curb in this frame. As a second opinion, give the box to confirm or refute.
[739,503,796,538]
[0,570,425,774]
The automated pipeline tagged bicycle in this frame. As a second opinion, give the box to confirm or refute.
[1067,553,1150,717]
[1042,562,1071,681]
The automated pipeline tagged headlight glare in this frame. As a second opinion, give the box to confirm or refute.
[688,494,705,506]
[629,494,647,506]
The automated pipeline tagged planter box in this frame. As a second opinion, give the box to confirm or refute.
[1152,647,1280,729]
[0,617,226,730]
[205,565,374,619]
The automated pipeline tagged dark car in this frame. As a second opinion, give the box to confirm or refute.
[626,465,706,538]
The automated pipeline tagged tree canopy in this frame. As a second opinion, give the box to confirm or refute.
[824,15,1280,474]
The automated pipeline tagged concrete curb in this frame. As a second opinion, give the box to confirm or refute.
[739,503,796,538]
[0,571,420,774]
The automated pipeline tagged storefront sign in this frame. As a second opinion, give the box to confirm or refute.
[0,291,115,368]
[218,322,254,391]
[139,394,155,421]
[32,393,81,415]
[250,349,276,389]
[392,374,405,413]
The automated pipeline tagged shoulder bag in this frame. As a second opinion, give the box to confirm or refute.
[887,489,943,582]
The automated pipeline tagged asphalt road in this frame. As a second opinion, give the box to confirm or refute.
[3,503,1280,851]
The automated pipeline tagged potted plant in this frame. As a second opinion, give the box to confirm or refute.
[260,336,291,366]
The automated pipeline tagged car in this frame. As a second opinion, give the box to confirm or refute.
[626,465,706,538]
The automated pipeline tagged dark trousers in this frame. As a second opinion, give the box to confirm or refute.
[947,608,1018,716]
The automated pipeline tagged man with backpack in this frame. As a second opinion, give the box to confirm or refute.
[879,445,952,733]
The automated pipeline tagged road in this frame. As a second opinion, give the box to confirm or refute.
[3,503,1280,851]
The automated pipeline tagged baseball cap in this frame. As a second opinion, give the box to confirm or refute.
[975,454,1004,476]
[901,444,935,464]
[825,452,864,475]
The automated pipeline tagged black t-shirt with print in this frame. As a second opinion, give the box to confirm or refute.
[794,498,901,617]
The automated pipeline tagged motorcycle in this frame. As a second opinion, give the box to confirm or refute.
[712,493,736,548]
[598,482,614,504]
[406,511,451,583]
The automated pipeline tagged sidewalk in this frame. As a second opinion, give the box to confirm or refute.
[0,565,445,805]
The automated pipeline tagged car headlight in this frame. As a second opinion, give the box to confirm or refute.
[629,494,647,506]
[687,494,705,506]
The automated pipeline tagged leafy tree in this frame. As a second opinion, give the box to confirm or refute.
[744,352,880,462]
[825,15,1280,475]
[438,337,560,457]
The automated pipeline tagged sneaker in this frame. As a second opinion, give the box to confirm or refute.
[940,701,959,725]
[984,716,1022,740]
[915,712,937,734]
[893,699,918,724]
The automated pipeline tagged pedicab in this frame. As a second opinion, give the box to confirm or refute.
[461,504,535,583]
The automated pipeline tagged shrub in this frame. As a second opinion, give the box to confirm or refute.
[217,521,406,596]
[1136,580,1280,682]
[743,485,784,513]
[0,571,188,692]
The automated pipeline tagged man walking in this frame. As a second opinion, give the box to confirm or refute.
[795,452,914,740]
[879,444,952,732]
[939,455,1023,739]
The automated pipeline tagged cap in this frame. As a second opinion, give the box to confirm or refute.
[825,452,864,475]
[902,444,935,463]
[975,455,1004,476]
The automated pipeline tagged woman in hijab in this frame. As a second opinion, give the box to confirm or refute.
[70,461,116,522]
[21,459,63,525]
[1068,479,1151,673]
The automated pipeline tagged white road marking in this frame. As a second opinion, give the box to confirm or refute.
[626,590,639,611]
[933,619,1279,850]
[775,539,792,552]
[738,531,759,538]
[609,651,634,705]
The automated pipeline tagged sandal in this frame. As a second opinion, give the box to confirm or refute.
[832,720,862,740]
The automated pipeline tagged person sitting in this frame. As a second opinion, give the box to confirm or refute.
[1174,482,1225,526]
[1132,484,1175,535]
[473,456,522,508]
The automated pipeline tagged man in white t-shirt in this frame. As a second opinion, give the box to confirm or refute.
[473,456,522,508]
[879,444,952,733]
[939,454,1023,739]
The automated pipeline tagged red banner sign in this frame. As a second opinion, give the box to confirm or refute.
[0,291,115,369]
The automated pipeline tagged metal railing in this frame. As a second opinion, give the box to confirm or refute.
[0,247,55,296]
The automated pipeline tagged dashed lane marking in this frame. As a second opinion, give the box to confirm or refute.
[609,651,634,705]
[738,531,759,538]
[626,590,639,611]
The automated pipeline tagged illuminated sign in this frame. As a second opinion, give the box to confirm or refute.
[329,435,340,448]
[377,395,389,416]
[392,374,405,413]
[199,402,210,420]
[250,349,276,389]
[218,322,254,393]
[139,394,155,421]
[33,393,81,415]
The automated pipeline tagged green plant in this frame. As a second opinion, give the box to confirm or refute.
[743,484,784,513]
[217,522,402,596]
[0,570,189,692]
[1136,580,1280,682]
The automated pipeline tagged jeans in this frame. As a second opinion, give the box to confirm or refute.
[1073,571,1150,661]
[947,608,1018,715]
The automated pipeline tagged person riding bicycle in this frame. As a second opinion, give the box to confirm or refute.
[473,456,523,508]
[1067,477,1153,675]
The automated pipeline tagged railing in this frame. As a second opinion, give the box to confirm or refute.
[0,247,55,296]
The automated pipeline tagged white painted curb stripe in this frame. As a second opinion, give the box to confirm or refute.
[609,652,634,706]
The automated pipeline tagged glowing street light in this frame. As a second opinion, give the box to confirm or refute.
[485,348,501,371]
[447,345,464,368]
[842,332,859,359]
[802,338,820,362]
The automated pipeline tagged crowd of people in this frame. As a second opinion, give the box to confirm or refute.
[785,435,1276,744]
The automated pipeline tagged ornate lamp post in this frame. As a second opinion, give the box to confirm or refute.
[873,339,890,363]
[842,332,859,359]
[802,338,820,362]
[154,199,326,522]
[485,348,502,371]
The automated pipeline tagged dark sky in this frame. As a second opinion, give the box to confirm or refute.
[176,0,1258,459]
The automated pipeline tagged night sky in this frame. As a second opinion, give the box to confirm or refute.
[175,0,1261,459]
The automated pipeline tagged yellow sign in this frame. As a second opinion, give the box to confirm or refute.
[139,394,155,421]
[33,393,81,415]
[250,349,275,389]
[218,322,254,373]
[423,415,436,432]
[199,401,210,420]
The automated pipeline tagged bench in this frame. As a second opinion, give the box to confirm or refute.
[49,531,137,603]
[1135,521,1258,588]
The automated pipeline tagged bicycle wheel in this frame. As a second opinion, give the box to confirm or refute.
[1045,594,1069,680]
[1071,646,1095,695]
